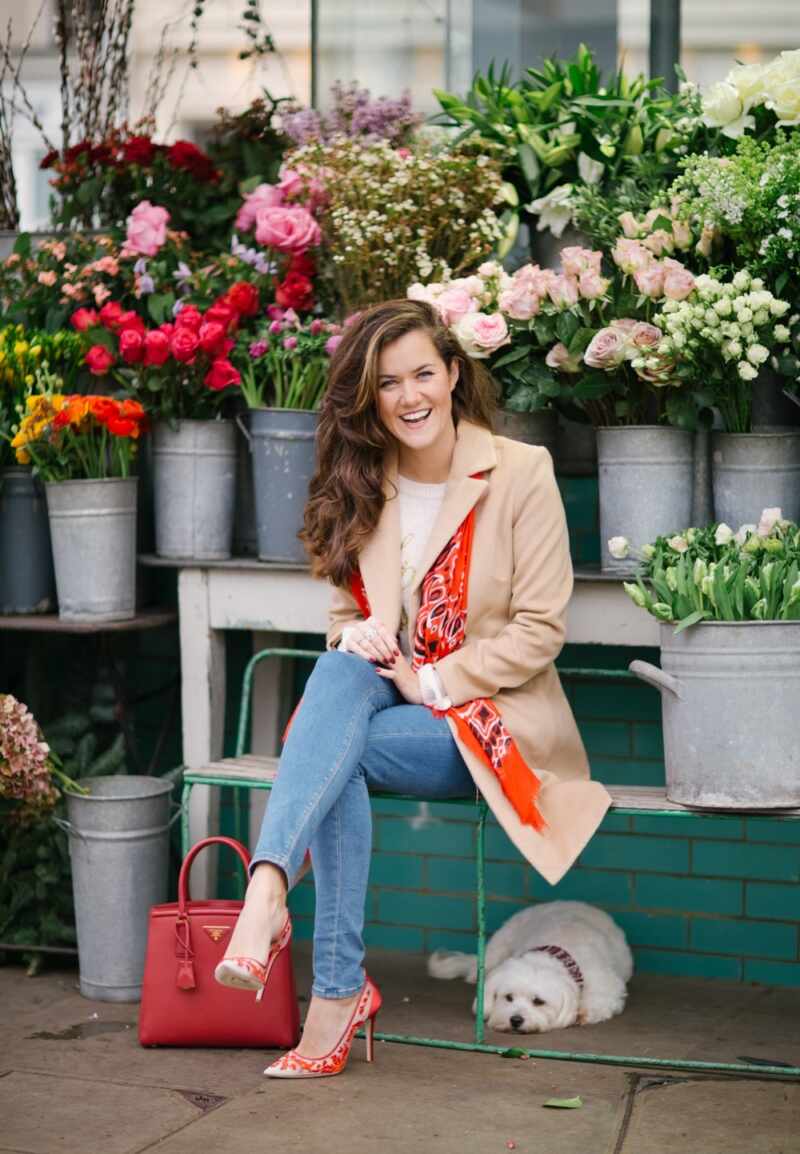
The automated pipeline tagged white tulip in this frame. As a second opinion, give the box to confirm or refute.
[714,523,734,545]
[757,507,783,537]
[667,535,689,553]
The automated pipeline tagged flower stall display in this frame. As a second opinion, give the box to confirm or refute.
[0,326,87,613]
[90,288,251,560]
[700,49,800,140]
[616,509,800,809]
[434,44,707,255]
[11,393,147,620]
[0,693,85,822]
[231,309,342,562]
[40,123,238,252]
[281,80,423,147]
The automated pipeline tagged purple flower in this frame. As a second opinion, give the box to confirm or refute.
[249,339,269,358]
[133,257,148,275]
[283,336,298,350]
[138,274,155,295]
[172,299,185,317]
[172,261,192,289]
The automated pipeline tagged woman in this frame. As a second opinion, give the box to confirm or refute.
[215,299,611,1079]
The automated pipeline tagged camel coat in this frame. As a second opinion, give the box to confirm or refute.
[326,418,611,885]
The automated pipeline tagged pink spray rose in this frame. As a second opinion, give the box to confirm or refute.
[547,274,580,308]
[435,285,478,326]
[276,167,304,200]
[255,205,321,254]
[578,268,609,300]
[235,183,284,232]
[662,258,696,301]
[633,263,666,299]
[545,342,582,373]
[612,238,653,275]
[498,282,541,321]
[618,211,641,238]
[584,327,628,370]
[642,229,675,257]
[560,246,603,277]
[453,312,510,358]
[124,201,170,257]
[630,322,663,351]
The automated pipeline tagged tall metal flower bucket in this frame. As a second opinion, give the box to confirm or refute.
[241,408,318,564]
[494,409,558,460]
[45,477,137,621]
[66,775,173,1001]
[630,621,800,809]
[597,426,694,575]
[711,430,800,528]
[0,466,56,613]
[152,419,236,559]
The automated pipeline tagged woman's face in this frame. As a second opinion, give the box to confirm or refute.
[375,329,458,456]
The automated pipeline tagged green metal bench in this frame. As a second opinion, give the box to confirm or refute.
[180,647,800,1080]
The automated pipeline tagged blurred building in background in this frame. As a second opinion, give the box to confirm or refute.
[4,0,800,229]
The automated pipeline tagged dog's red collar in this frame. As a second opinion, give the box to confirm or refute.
[531,945,584,987]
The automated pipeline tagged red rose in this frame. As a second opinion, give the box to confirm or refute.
[91,143,114,166]
[119,329,144,364]
[288,251,316,279]
[143,329,170,367]
[225,281,260,317]
[198,321,227,358]
[204,302,237,332]
[99,301,125,330]
[167,140,219,183]
[123,135,156,166]
[275,272,314,312]
[71,307,100,331]
[40,149,60,170]
[64,140,92,164]
[116,310,147,336]
[158,322,175,339]
[86,345,115,375]
[174,305,203,332]
[170,328,199,364]
[204,358,241,392]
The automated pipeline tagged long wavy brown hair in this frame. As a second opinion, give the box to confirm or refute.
[301,299,496,586]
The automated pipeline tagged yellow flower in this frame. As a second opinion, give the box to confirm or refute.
[24,374,34,386]
[30,345,42,358]
[14,341,29,357]
[15,448,31,464]
[0,351,5,366]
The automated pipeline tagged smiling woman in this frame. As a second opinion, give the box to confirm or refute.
[213,298,610,1082]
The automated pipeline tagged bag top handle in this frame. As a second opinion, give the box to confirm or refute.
[178,836,251,912]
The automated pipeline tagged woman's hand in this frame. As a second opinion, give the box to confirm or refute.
[346,615,399,666]
[375,649,423,705]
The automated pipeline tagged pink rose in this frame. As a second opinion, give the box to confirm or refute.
[235,183,283,232]
[662,258,695,301]
[436,286,478,326]
[453,312,510,358]
[584,327,628,370]
[642,229,675,256]
[630,322,663,351]
[671,219,692,250]
[696,226,715,259]
[547,274,580,308]
[634,263,666,299]
[618,211,641,238]
[324,334,343,355]
[255,205,321,254]
[125,201,170,257]
[611,318,638,337]
[560,246,603,277]
[634,351,677,385]
[612,238,653,275]
[578,269,609,300]
[498,283,541,321]
[545,342,582,373]
[276,167,304,200]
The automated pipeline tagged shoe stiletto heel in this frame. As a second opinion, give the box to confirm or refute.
[263,976,382,1079]
[214,914,292,1001]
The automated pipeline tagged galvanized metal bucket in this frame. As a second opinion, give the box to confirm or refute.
[152,419,236,559]
[711,429,800,528]
[494,409,558,460]
[46,477,137,621]
[597,426,694,575]
[556,415,597,476]
[66,775,173,1001]
[240,408,318,564]
[0,466,56,613]
[630,621,800,809]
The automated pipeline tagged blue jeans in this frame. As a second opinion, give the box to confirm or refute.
[250,650,473,998]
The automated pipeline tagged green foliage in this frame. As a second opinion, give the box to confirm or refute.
[207,89,292,187]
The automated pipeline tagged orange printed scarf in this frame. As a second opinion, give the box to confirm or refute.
[350,486,545,832]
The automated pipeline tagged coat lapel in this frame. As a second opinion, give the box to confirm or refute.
[409,421,496,594]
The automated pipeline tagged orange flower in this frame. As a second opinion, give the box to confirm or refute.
[88,396,120,424]
[106,416,139,438]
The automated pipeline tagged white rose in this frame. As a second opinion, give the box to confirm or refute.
[774,324,791,342]
[727,340,743,358]
[714,523,734,545]
[763,58,800,125]
[667,535,689,553]
[737,361,758,380]
[770,299,790,316]
[527,185,576,238]
[714,297,733,317]
[577,152,605,185]
[608,536,630,559]
[747,343,770,365]
[732,270,751,291]
[702,81,754,137]
[728,62,768,109]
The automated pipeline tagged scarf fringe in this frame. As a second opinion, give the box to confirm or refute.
[452,713,547,833]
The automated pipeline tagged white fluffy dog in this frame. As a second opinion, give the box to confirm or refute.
[428,901,633,1034]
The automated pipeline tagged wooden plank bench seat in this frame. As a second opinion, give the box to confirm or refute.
[182,755,800,818]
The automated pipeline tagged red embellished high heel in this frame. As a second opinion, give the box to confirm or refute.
[214,914,292,1003]
[263,976,382,1079]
